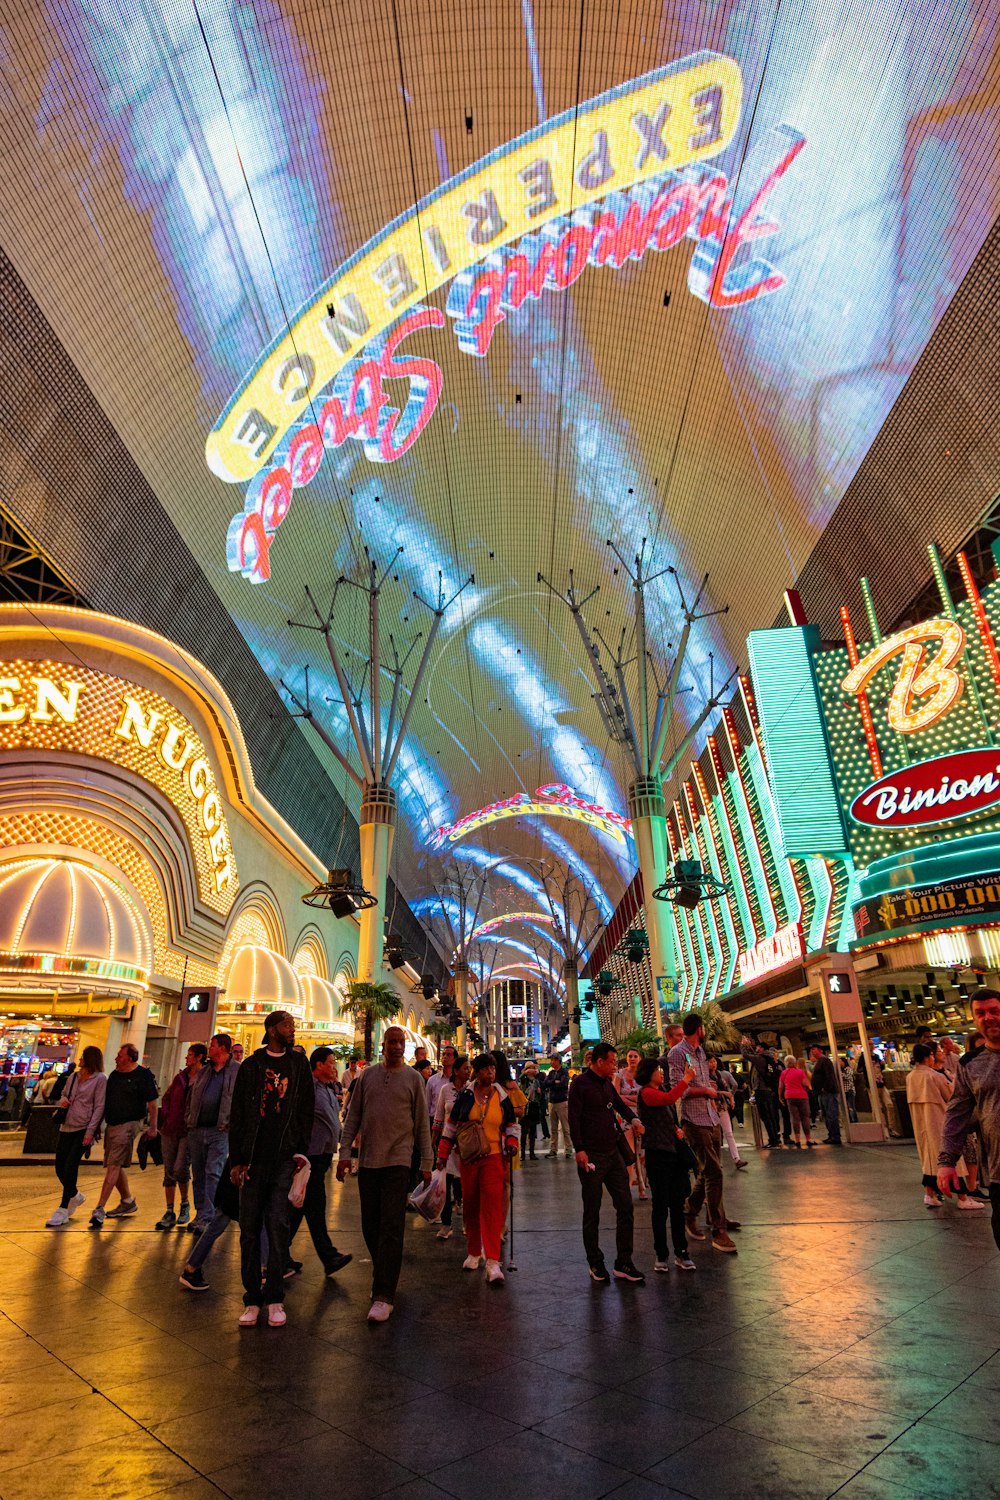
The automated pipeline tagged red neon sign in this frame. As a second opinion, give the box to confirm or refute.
[849,748,1000,829]
[457,133,805,359]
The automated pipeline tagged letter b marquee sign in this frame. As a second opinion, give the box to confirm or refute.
[750,558,1000,948]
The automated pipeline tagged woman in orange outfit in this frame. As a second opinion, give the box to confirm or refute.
[439,1053,519,1284]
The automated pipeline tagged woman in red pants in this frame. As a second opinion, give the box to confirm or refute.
[439,1053,519,1284]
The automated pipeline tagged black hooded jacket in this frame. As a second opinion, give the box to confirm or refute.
[228,1045,314,1169]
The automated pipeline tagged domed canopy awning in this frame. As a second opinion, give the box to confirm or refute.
[221,945,305,1019]
[0,857,150,995]
[299,974,355,1040]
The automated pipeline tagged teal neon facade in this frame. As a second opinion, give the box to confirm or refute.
[600,558,1000,1023]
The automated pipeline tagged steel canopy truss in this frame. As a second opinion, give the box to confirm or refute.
[540,536,737,1034]
[426,861,493,1046]
[283,549,473,981]
[524,860,605,1053]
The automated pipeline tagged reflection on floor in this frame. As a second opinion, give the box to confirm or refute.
[1,1140,999,1500]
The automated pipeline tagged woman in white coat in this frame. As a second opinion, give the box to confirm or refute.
[906,1043,982,1211]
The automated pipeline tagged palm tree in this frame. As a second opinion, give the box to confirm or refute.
[700,1000,741,1056]
[617,1025,661,1058]
[423,1017,456,1061]
[343,980,402,1061]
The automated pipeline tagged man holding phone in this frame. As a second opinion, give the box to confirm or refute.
[668,1012,737,1254]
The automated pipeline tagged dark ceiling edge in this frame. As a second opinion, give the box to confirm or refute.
[0,249,445,984]
[781,213,1000,637]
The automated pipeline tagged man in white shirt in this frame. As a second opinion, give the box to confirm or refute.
[426,1045,456,1120]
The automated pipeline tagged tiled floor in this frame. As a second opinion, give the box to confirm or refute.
[1,1137,998,1500]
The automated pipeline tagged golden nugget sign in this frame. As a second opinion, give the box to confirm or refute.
[0,666,236,901]
[215,50,805,584]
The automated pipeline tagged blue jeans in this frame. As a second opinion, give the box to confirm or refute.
[189,1126,228,1226]
[818,1092,842,1144]
[188,1207,230,1269]
[189,1207,270,1273]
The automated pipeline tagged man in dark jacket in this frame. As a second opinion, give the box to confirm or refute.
[809,1044,842,1146]
[286,1046,351,1278]
[568,1041,646,1284]
[749,1042,782,1147]
[228,1010,314,1327]
[185,1032,241,1235]
[545,1056,571,1157]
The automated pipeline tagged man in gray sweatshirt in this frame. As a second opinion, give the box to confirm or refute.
[337,1025,433,1323]
[939,988,1000,1252]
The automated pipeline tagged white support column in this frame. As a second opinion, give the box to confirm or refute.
[628,776,674,1040]
[358,784,396,984]
[124,993,151,1061]
[453,961,469,1050]
[563,960,582,1056]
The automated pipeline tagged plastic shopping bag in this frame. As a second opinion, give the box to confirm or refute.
[408,1168,447,1222]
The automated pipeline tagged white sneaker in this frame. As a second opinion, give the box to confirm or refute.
[46,1207,70,1227]
[436,1226,453,1240]
[367,1300,393,1322]
[238,1305,260,1327]
[266,1303,287,1326]
[924,1191,940,1207]
[485,1259,505,1284]
[653,1258,670,1273]
[462,1254,482,1271]
[68,1192,86,1215]
[957,1197,985,1211]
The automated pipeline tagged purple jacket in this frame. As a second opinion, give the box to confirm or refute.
[159,1071,189,1137]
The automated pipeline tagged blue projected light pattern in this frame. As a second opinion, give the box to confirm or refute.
[3,0,997,982]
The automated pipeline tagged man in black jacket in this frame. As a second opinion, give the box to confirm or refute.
[228,1010,314,1327]
[568,1042,646,1284]
[749,1042,782,1148]
[544,1056,571,1157]
[809,1044,842,1146]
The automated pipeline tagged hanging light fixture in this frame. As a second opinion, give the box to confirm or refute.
[301,868,377,919]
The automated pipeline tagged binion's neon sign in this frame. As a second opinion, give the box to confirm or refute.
[431,783,632,850]
[217,49,805,584]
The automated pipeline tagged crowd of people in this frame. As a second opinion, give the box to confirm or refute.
[38,989,1000,1326]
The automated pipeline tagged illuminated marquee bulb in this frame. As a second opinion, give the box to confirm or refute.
[841,618,966,733]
